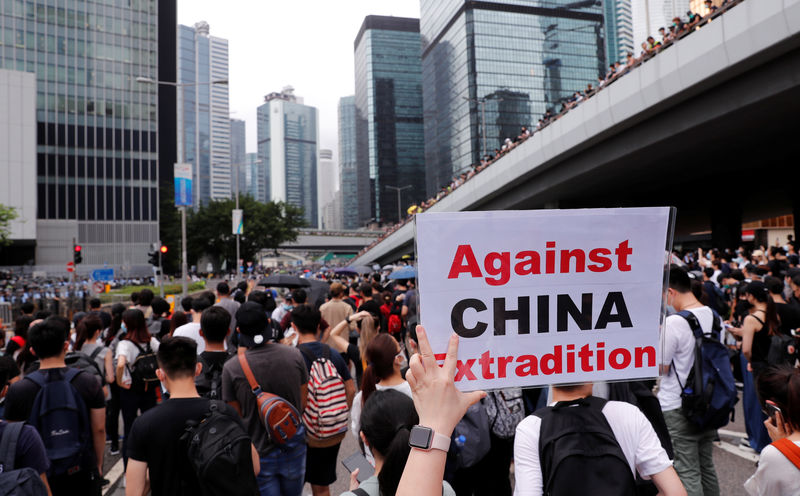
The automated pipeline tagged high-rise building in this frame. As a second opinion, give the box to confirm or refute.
[244,152,264,200]
[420,0,607,195]
[257,87,319,227]
[338,96,360,230]
[0,0,176,269]
[230,118,246,196]
[178,21,231,206]
[605,0,634,63]
[317,149,338,229]
[354,16,425,225]
[632,0,690,47]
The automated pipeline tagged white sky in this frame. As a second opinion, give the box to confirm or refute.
[178,0,421,160]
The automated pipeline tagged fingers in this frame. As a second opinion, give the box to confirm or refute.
[443,332,459,376]
[416,325,435,371]
[408,352,425,388]
[463,390,487,409]
[349,468,360,491]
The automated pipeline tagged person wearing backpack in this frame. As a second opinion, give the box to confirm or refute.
[658,266,725,496]
[74,314,115,399]
[744,364,800,495]
[125,336,259,496]
[196,307,232,400]
[514,382,685,496]
[115,309,160,466]
[4,317,106,495]
[222,301,309,496]
[292,305,355,496]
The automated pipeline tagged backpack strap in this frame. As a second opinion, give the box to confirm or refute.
[772,438,800,470]
[89,347,103,361]
[236,350,263,394]
[297,345,316,366]
[351,488,369,496]
[0,422,24,471]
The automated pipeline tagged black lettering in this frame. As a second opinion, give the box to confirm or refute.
[595,291,633,328]
[451,298,488,338]
[493,296,530,335]
[537,295,549,333]
[556,293,593,331]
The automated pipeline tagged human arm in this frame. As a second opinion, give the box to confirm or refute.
[732,315,759,361]
[250,443,260,476]
[125,459,149,496]
[90,408,105,475]
[344,378,355,409]
[650,467,687,496]
[40,475,51,496]
[397,326,485,496]
[300,384,307,412]
[104,349,115,385]
[116,344,130,389]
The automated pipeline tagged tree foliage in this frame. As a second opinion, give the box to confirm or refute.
[186,196,306,268]
[0,204,18,246]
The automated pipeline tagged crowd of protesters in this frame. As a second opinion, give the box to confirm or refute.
[358,0,743,258]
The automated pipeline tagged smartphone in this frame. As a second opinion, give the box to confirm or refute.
[765,400,782,422]
[341,452,375,483]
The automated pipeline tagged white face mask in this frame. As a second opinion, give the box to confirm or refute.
[396,351,408,370]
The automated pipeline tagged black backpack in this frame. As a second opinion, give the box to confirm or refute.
[28,349,105,388]
[195,354,227,400]
[0,422,49,495]
[181,401,258,496]
[129,342,159,392]
[534,396,636,496]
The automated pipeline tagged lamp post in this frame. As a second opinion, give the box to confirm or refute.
[463,94,504,160]
[386,185,413,223]
[135,76,229,298]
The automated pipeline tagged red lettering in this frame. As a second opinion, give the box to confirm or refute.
[448,245,482,279]
[479,350,495,379]
[514,251,541,276]
[540,346,562,375]
[579,344,594,371]
[566,344,575,373]
[609,348,632,370]
[515,355,538,376]
[498,356,514,378]
[615,240,633,271]
[597,342,605,371]
[454,359,477,381]
[560,249,586,273]
[545,241,556,274]
[588,248,612,272]
[484,252,511,286]
[635,346,656,367]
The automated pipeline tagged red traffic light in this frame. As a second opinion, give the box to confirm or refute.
[160,245,168,254]
[74,244,82,252]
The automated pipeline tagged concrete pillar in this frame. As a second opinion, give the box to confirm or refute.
[711,202,742,250]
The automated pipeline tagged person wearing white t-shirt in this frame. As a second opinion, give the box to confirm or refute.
[174,292,223,354]
[514,383,684,496]
[659,266,720,496]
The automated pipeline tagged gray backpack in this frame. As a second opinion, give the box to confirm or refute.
[486,388,525,439]
[0,422,49,496]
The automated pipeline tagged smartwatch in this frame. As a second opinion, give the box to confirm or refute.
[408,425,450,452]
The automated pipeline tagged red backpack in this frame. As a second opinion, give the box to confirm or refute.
[387,314,403,335]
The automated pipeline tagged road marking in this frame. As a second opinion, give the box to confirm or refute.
[715,440,759,463]
[103,458,125,495]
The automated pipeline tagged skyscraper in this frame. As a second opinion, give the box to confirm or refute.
[605,0,634,63]
[230,118,246,196]
[178,21,231,206]
[338,96,360,230]
[420,0,607,195]
[317,149,338,229]
[354,16,425,225]
[0,0,176,268]
[244,152,264,200]
[257,87,319,228]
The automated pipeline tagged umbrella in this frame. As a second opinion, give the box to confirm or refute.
[388,266,416,280]
[334,267,359,276]
[349,264,373,275]
[257,274,311,289]
[305,278,331,310]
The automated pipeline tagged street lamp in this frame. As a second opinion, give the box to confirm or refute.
[463,94,504,160]
[136,76,229,298]
[386,185,413,223]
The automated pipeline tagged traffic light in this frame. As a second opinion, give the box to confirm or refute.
[160,245,168,254]
[73,244,83,264]
[148,249,159,267]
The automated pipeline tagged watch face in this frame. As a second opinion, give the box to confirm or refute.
[409,426,433,449]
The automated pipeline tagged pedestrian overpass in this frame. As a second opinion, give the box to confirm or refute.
[279,230,379,253]
[353,0,800,266]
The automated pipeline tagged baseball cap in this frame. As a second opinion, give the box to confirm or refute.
[235,301,268,347]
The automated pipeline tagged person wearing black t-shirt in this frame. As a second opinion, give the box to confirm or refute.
[4,316,106,495]
[197,307,232,398]
[126,337,258,496]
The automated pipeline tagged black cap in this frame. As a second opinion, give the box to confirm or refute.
[235,301,268,347]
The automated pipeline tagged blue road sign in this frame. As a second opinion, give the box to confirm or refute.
[174,163,193,207]
[92,268,114,281]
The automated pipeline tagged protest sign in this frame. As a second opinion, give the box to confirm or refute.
[415,208,674,391]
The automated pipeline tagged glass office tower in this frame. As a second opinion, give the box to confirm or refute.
[354,16,425,225]
[338,95,359,230]
[605,0,634,63]
[256,87,319,228]
[230,118,246,196]
[0,0,173,269]
[420,0,607,195]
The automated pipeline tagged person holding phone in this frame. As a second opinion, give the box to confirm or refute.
[744,364,800,495]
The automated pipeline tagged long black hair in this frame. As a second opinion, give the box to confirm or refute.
[360,390,418,496]
[745,281,780,336]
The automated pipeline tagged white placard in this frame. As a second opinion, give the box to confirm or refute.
[415,208,673,391]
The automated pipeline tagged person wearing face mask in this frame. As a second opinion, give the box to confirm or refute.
[350,334,412,452]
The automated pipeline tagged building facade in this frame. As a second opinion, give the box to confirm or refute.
[605,0,634,63]
[354,16,425,225]
[420,0,607,195]
[178,21,231,206]
[338,95,359,230]
[317,149,338,229]
[0,0,175,270]
[256,87,319,228]
[244,152,263,200]
[632,0,690,48]
[230,118,246,196]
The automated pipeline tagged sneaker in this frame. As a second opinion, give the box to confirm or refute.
[101,478,110,487]
[109,447,120,456]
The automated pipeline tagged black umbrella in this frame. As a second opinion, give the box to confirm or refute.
[257,274,311,289]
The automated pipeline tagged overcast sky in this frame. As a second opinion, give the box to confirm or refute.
[178,0,421,161]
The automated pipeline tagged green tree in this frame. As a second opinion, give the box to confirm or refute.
[186,196,306,269]
[0,204,18,246]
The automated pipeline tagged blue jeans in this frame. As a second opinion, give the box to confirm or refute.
[257,431,307,496]
[740,353,770,453]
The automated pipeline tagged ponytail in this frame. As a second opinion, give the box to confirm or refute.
[377,425,412,496]
[361,363,377,406]
[764,294,780,336]
[361,334,400,405]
